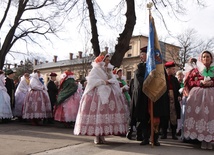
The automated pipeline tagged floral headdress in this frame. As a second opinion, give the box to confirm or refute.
[94,51,108,63]
[112,67,117,74]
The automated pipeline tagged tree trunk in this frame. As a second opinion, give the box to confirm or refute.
[0,26,17,69]
[0,0,27,69]
[86,0,100,57]
[111,0,136,67]
[87,0,136,64]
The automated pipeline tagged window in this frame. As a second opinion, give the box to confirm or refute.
[127,54,132,57]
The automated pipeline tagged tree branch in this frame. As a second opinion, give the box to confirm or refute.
[0,0,12,29]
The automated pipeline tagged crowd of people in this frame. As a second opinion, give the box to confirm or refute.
[0,48,213,150]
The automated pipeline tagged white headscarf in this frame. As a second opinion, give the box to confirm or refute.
[29,73,45,91]
[15,75,30,94]
[197,51,214,76]
[83,61,121,104]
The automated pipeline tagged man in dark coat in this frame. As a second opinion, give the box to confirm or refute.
[126,77,137,140]
[128,46,170,146]
[134,47,149,141]
[5,69,16,110]
[47,72,58,111]
[160,61,181,140]
[126,46,148,142]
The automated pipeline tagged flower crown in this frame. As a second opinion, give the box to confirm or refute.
[95,51,108,63]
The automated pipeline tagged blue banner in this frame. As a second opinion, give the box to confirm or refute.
[142,15,166,102]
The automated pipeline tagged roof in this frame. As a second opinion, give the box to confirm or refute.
[34,58,92,70]
[34,53,114,70]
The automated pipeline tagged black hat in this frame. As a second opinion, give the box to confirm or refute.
[5,69,16,75]
[140,46,147,53]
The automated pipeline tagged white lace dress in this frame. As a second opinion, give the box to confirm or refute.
[22,73,52,119]
[13,76,30,117]
[184,61,214,142]
[0,74,13,119]
[74,62,129,136]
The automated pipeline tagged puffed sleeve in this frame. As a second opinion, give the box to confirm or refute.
[187,69,202,88]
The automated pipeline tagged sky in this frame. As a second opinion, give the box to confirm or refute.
[2,0,214,65]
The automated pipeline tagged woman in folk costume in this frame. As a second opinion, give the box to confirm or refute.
[22,70,52,125]
[115,68,131,108]
[13,73,30,118]
[0,70,13,121]
[184,51,214,149]
[74,51,129,144]
[54,70,81,123]
[175,70,184,137]
[180,58,197,140]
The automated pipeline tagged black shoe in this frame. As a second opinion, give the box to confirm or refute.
[154,133,160,146]
[2,118,11,123]
[47,119,55,124]
[140,139,150,145]
[154,141,161,146]
[176,129,181,136]
[136,136,143,141]
[172,135,178,140]
[43,118,48,124]
[126,131,132,140]
[161,135,167,139]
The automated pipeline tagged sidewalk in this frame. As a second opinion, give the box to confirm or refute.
[0,121,213,155]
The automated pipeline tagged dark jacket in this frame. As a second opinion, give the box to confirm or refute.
[132,63,170,121]
[47,80,58,107]
[153,70,169,118]
[167,75,181,119]
[5,77,15,109]
[132,62,148,121]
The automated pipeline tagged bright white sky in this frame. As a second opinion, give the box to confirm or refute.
[3,0,214,64]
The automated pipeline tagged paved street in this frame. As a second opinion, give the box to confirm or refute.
[0,121,213,155]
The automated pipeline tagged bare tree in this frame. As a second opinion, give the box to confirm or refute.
[0,0,76,69]
[172,28,214,69]
[82,0,206,67]
[84,0,136,67]
[1,0,207,70]
[111,0,136,67]
[14,59,33,80]
[194,37,214,57]
[176,29,202,69]
[167,47,181,66]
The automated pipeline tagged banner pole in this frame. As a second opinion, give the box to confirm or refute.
[149,98,154,147]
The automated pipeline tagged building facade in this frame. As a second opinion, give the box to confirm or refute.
[34,35,180,84]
